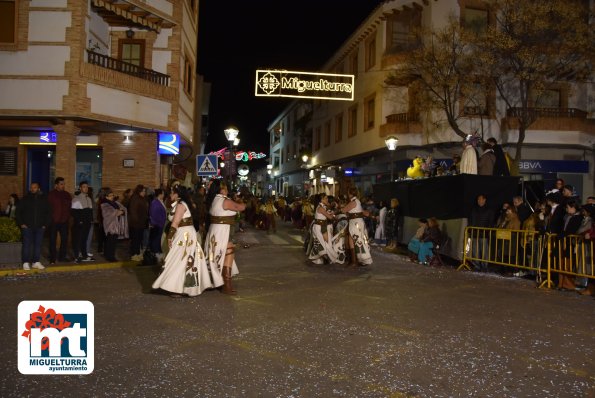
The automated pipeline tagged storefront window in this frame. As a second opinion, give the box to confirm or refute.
[76,149,102,193]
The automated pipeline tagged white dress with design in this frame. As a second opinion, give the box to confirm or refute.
[152,201,215,296]
[307,204,340,264]
[204,195,239,282]
[347,198,373,265]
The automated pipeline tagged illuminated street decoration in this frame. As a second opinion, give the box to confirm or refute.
[158,133,179,155]
[209,148,266,161]
[237,164,249,176]
[255,69,354,101]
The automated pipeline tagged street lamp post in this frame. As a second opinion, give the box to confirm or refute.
[266,164,273,196]
[385,136,399,182]
[224,126,239,187]
[301,154,309,197]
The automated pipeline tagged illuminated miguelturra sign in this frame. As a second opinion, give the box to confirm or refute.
[255,69,354,101]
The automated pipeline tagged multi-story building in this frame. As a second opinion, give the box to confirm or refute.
[0,0,202,199]
[268,0,594,200]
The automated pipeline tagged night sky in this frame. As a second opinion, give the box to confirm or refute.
[198,1,385,155]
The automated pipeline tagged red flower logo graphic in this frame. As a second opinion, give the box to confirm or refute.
[21,305,72,350]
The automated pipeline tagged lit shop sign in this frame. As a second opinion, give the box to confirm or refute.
[255,69,354,101]
[158,133,179,155]
[518,160,588,173]
[343,168,361,176]
[40,132,57,143]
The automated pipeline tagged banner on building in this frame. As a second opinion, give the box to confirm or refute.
[255,69,354,101]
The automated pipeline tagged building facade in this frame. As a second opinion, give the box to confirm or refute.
[268,0,594,201]
[0,0,202,199]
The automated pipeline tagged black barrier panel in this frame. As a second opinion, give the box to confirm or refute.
[374,174,521,220]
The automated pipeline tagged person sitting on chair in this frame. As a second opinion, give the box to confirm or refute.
[417,218,442,265]
[407,218,428,262]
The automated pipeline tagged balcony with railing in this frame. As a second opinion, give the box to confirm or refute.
[385,112,420,123]
[86,50,170,86]
[505,107,593,132]
[379,112,422,137]
[506,107,587,119]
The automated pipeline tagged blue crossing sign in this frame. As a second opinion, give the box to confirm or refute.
[196,154,218,176]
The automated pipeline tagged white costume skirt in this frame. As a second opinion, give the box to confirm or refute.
[307,223,339,264]
[348,219,373,265]
[204,223,239,281]
[152,226,218,296]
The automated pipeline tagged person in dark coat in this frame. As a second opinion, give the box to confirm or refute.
[512,196,532,226]
[16,182,51,270]
[47,177,72,263]
[546,193,565,235]
[384,198,401,250]
[468,194,496,271]
[128,184,149,261]
[557,200,584,290]
[149,189,167,257]
[477,143,496,176]
[487,137,510,176]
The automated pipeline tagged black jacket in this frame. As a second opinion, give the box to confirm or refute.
[15,192,51,229]
[492,144,510,176]
[516,203,532,225]
[548,204,566,234]
[71,192,94,225]
[559,213,583,238]
[468,205,495,228]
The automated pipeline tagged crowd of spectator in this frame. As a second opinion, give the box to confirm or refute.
[2,174,593,298]
[466,178,594,295]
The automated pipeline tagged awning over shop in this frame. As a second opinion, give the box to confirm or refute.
[91,0,175,33]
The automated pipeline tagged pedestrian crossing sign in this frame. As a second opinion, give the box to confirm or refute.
[196,154,218,176]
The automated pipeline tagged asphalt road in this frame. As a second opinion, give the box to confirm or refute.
[1,221,594,397]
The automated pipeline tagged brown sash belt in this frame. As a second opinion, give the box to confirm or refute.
[347,212,363,220]
[313,219,328,233]
[178,217,194,227]
[210,215,236,225]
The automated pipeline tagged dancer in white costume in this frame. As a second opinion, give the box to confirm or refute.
[204,181,246,295]
[307,193,342,265]
[341,187,373,267]
[152,185,215,297]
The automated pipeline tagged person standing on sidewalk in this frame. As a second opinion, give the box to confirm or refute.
[149,188,166,261]
[468,194,496,272]
[47,177,72,264]
[4,193,18,219]
[128,184,149,261]
[100,188,126,262]
[16,182,51,270]
[71,181,95,263]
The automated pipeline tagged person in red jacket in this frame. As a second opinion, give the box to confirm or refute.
[47,177,72,264]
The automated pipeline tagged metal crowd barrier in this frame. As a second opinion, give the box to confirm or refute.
[457,226,594,289]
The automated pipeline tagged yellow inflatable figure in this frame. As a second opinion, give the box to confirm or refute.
[407,156,425,178]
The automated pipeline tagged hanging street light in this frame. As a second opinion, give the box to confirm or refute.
[384,136,399,181]
[224,126,239,186]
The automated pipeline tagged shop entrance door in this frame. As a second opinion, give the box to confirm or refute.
[26,147,55,193]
